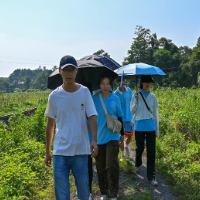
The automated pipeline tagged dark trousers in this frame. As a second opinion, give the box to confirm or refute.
[135,131,156,181]
[88,155,93,193]
[95,140,119,198]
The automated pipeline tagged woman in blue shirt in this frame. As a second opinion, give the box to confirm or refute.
[93,72,124,200]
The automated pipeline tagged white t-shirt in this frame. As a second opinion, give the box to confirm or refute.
[44,85,97,156]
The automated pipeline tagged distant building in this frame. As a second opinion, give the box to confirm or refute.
[18,81,24,85]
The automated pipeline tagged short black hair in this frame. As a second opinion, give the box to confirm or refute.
[140,82,143,89]
[98,72,112,85]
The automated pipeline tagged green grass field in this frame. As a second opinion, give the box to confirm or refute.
[155,88,200,199]
[0,88,199,199]
[0,91,50,116]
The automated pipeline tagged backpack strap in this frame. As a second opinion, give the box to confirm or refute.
[139,91,152,113]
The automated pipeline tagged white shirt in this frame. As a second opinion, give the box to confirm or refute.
[130,92,159,135]
[44,85,97,156]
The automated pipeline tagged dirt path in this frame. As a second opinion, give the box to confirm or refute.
[129,143,178,200]
[70,142,178,200]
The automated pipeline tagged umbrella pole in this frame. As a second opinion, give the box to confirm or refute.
[136,75,137,93]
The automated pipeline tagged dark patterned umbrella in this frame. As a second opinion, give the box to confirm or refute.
[80,55,122,70]
[47,60,118,90]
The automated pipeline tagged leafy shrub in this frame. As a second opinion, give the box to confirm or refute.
[155,88,200,199]
[0,105,52,199]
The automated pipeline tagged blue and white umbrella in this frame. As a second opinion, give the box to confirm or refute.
[115,63,166,91]
[115,63,166,77]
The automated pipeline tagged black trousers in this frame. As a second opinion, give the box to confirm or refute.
[135,131,156,181]
[88,155,93,193]
[95,140,119,198]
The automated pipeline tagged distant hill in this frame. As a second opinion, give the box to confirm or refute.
[0,66,57,92]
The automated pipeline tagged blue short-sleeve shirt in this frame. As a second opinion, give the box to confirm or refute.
[93,92,123,145]
[114,87,133,122]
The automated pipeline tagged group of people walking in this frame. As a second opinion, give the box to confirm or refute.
[44,55,159,200]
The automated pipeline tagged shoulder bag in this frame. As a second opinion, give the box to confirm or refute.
[99,93,122,133]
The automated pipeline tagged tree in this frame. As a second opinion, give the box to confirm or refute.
[123,25,158,65]
[187,37,200,86]
[31,70,52,90]
[0,78,9,92]
[93,49,110,57]
[9,69,21,85]
[52,65,58,71]
[24,76,31,89]
[179,46,192,64]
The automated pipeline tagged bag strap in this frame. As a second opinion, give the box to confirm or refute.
[139,91,152,113]
[99,93,108,115]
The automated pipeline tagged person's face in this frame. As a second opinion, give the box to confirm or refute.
[59,66,77,83]
[116,79,126,88]
[100,77,111,94]
[142,82,152,90]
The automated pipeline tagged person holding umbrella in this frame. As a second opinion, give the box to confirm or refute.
[93,72,124,200]
[114,76,134,161]
[131,75,159,186]
[44,55,98,200]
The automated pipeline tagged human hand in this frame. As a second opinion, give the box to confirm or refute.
[44,153,52,167]
[90,141,98,158]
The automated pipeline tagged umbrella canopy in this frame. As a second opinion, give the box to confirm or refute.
[80,55,122,70]
[47,60,118,90]
[115,63,166,79]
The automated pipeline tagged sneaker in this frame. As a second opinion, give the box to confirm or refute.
[150,178,158,186]
[89,193,93,200]
[120,154,125,161]
[100,195,107,200]
[135,166,140,172]
[125,146,130,156]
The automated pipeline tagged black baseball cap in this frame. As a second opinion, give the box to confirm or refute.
[140,75,154,83]
[59,55,77,69]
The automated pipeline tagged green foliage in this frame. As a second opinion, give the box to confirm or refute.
[0,91,49,116]
[123,189,153,200]
[0,67,53,92]
[29,104,48,143]
[155,88,200,199]
[119,155,135,174]
[31,70,53,91]
[0,106,52,199]
[93,49,110,57]
[124,26,200,88]
[123,25,156,65]
[0,77,9,92]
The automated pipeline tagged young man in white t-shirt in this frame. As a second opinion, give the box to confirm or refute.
[44,55,98,200]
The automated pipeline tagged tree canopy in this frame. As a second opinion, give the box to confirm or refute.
[123,25,200,88]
